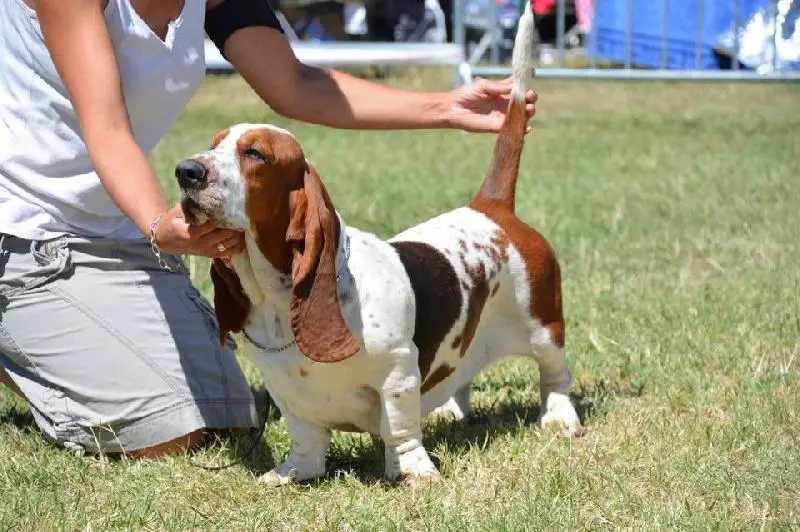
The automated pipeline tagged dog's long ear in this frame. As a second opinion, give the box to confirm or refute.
[210,258,251,346]
[286,162,359,363]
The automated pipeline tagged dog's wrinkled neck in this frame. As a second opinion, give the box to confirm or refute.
[238,230,292,307]
[234,213,351,351]
[240,212,351,306]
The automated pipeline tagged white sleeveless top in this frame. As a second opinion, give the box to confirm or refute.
[0,0,207,240]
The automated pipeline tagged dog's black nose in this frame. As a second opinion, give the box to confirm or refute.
[175,159,207,189]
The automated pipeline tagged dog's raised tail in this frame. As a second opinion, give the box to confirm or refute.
[472,0,535,212]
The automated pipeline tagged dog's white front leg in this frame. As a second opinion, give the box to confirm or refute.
[380,345,440,484]
[259,410,330,486]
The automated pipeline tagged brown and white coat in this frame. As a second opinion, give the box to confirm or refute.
[176,2,582,485]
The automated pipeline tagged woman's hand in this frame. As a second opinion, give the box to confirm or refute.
[153,206,244,259]
[445,77,538,133]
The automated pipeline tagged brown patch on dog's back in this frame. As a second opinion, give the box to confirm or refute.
[458,261,490,357]
[391,242,462,380]
[489,232,510,263]
[421,364,456,394]
[469,199,564,347]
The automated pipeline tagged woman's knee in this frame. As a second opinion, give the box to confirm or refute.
[129,429,207,459]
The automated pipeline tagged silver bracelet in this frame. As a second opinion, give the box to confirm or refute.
[149,212,176,273]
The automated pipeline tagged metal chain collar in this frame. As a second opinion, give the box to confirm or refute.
[243,330,296,352]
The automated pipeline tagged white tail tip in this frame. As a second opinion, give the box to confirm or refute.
[511,0,535,102]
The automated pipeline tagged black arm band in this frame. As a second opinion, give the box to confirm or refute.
[205,0,284,58]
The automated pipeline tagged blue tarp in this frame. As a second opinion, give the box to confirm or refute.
[589,0,769,69]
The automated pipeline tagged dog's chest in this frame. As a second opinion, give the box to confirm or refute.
[234,232,403,434]
[246,344,383,433]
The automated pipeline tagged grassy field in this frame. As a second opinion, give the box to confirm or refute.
[1,70,799,530]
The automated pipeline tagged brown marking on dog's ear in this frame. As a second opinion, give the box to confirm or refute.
[210,258,251,346]
[286,186,308,278]
[287,162,360,363]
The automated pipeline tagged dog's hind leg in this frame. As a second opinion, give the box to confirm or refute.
[381,344,440,484]
[531,329,583,437]
[429,383,472,422]
[259,411,330,486]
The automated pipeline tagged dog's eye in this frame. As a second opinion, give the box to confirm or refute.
[244,147,269,163]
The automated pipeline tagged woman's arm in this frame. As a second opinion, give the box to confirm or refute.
[217,24,535,132]
[223,27,448,130]
[33,0,242,258]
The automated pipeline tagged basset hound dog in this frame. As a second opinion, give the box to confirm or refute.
[176,2,582,485]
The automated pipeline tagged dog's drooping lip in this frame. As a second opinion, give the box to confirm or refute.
[180,195,209,225]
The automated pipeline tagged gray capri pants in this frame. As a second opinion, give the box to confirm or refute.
[0,234,258,453]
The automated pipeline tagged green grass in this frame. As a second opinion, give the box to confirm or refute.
[2,70,799,530]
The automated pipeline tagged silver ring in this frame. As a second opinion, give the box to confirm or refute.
[217,243,226,253]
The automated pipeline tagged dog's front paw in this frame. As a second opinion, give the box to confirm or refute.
[539,392,584,438]
[385,446,440,485]
[258,467,296,487]
[429,397,469,422]
[400,468,442,487]
[258,456,326,487]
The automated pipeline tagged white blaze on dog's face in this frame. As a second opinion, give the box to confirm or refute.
[176,123,304,232]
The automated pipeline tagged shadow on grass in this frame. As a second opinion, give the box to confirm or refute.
[196,376,644,483]
[0,375,639,483]
[315,389,610,486]
[187,387,281,474]
[425,389,601,454]
[0,405,36,431]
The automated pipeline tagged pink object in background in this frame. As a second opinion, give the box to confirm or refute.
[532,0,594,33]
[574,0,593,31]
